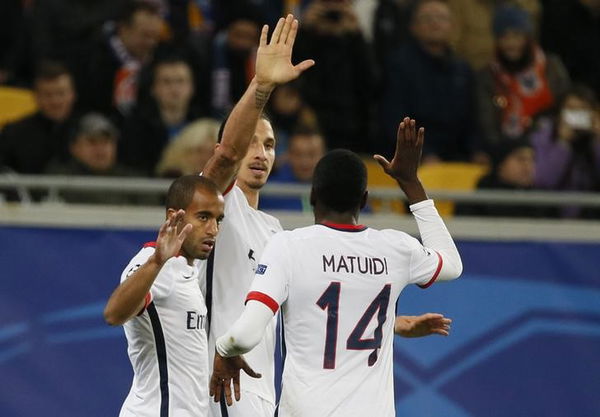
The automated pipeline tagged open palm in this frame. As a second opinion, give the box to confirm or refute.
[255,14,315,88]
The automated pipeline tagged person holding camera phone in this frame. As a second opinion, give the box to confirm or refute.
[530,84,600,218]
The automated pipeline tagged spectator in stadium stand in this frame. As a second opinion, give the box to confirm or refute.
[541,0,600,100]
[380,0,477,163]
[155,118,220,178]
[44,113,147,205]
[259,126,326,212]
[294,0,377,153]
[30,0,122,89]
[209,4,263,117]
[266,81,319,156]
[0,62,79,174]
[84,0,163,121]
[120,56,202,176]
[372,0,414,69]
[455,139,555,218]
[447,0,540,71]
[529,85,600,218]
[476,5,570,154]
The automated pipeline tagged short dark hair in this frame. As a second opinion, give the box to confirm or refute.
[34,61,72,84]
[165,175,220,210]
[312,149,367,213]
[118,0,161,26]
[151,56,192,82]
[217,112,272,144]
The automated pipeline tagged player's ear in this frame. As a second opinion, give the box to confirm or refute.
[360,190,368,210]
[214,143,220,151]
[166,208,177,220]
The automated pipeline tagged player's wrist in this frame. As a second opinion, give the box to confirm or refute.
[147,254,167,269]
[396,179,427,205]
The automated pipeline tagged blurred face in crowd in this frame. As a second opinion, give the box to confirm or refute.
[410,0,453,47]
[271,85,303,116]
[288,133,326,182]
[497,30,529,62]
[119,10,163,61]
[498,146,535,187]
[183,140,215,174]
[152,62,194,110]
[235,119,276,190]
[34,74,76,122]
[70,133,117,172]
[227,19,260,53]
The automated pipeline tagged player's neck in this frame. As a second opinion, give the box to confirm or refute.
[315,209,360,226]
[239,182,260,209]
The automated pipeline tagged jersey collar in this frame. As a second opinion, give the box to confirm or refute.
[319,222,368,232]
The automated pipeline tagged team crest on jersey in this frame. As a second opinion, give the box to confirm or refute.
[256,264,268,275]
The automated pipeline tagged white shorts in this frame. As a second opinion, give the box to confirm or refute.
[208,390,275,417]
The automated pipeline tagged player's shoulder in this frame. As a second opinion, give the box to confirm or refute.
[255,209,283,232]
[120,242,156,282]
[372,228,418,246]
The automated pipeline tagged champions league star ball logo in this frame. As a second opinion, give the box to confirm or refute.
[256,264,268,275]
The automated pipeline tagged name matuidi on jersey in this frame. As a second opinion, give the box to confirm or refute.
[322,254,389,275]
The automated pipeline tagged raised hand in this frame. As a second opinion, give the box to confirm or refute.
[394,313,452,338]
[374,117,424,184]
[255,14,315,90]
[374,117,428,203]
[210,352,262,406]
[153,209,193,266]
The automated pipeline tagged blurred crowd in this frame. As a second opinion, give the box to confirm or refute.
[0,0,598,218]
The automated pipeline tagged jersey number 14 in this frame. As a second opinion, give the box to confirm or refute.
[316,282,391,369]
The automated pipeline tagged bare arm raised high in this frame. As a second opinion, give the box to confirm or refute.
[202,14,315,192]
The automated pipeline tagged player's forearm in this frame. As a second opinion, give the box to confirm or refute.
[216,301,274,357]
[104,256,164,325]
[410,200,463,280]
[397,179,428,205]
[202,79,274,192]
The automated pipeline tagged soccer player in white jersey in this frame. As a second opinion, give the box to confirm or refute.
[198,14,316,417]
[200,14,452,417]
[210,118,463,417]
[104,175,225,417]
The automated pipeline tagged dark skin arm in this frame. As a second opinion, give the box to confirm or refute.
[374,117,428,204]
[210,352,262,406]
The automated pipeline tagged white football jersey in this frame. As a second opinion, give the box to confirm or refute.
[246,223,443,417]
[119,243,209,417]
[200,185,283,406]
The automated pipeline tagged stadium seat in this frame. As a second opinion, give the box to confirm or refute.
[364,158,408,214]
[418,162,488,216]
[365,159,488,216]
[0,87,37,129]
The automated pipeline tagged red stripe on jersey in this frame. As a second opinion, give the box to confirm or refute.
[246,291,279,314]
[223,180,236,196]
[143,242,157,248]
[320,222,367,232]
[137,292,153,316]
[419,251,443,289]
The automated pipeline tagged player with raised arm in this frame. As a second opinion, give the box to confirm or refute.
[210,118,463,416]
[200,14,315,417]
[104,175,225,417]
[201,15,452,417]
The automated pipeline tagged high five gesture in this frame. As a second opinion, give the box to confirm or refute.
[255,15,315,92]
